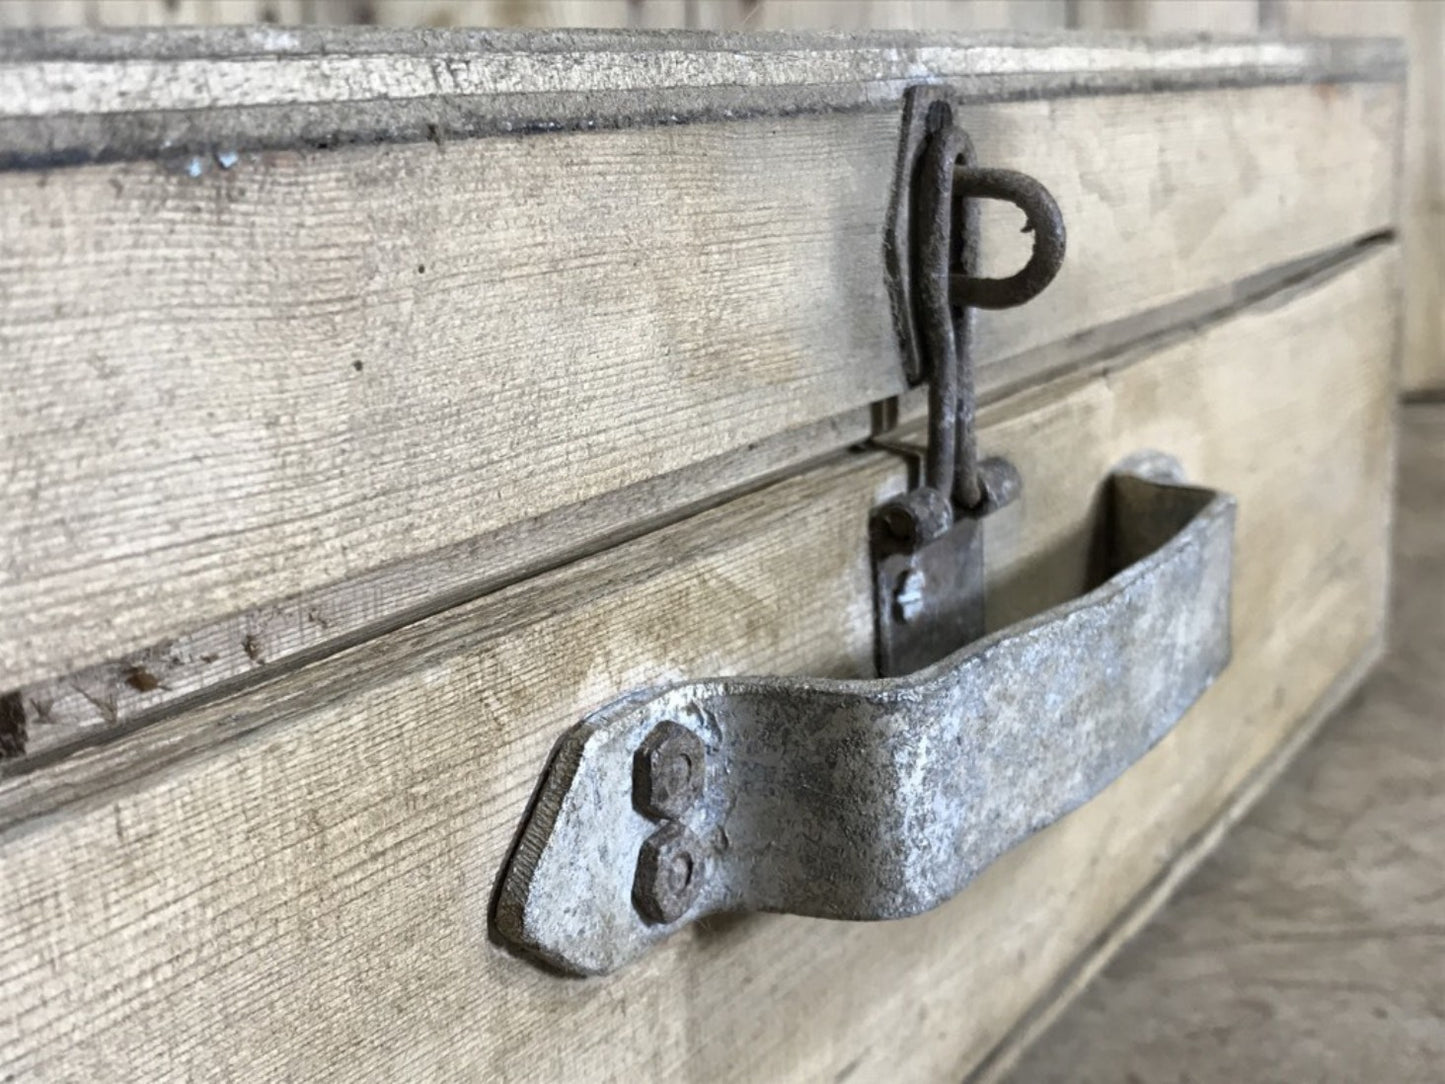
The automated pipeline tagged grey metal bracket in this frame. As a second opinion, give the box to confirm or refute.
[495,461,1236,976]
[871,456,1022,677]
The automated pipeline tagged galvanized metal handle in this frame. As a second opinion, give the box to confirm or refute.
[496,460,1235,976]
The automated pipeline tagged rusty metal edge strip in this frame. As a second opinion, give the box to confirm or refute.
[0,29,1403,170]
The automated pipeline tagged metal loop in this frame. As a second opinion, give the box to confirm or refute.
[949,167,1067,310]
[911,120,1066,512]
[913,124,968,502]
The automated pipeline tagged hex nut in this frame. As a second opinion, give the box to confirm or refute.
[633,822,705,925]
[633,720,706,819]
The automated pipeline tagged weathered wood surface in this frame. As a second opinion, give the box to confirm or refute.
[1068,0,1445,395]
[0,244,1397,1082]
[7,0,1441,396]
[1,246,1361,766]
[1001,404,1445,1084]
[4,409,873,763]
[1264,0,1445,392]
[0,66,1401,692]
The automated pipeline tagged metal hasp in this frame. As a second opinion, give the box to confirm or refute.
[872,91,1066,676]
[496,465,1236,975]
[493,91,1235,976]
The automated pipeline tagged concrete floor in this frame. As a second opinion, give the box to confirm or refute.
[1004,403,1445,1084]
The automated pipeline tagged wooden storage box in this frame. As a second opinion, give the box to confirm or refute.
[0,28,1402,1082]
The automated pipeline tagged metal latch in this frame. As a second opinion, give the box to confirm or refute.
[494,92,1236,977]
[872,91,1065,676]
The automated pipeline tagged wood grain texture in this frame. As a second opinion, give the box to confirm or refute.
[1063,0,1445,395]
[0,244,1398,1083]
[1001,404,1445,1084]
[2,243,1358,765]
[8,408,872,761]
[0,78,1401,690]
[1264,0,1445,393]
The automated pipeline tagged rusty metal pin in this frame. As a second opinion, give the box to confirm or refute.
[949,166,1066,312]
[911,106,1066,512]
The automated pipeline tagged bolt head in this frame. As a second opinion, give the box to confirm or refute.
[633,720,706,819]
[894,569,927,624]
[633,822,704,924]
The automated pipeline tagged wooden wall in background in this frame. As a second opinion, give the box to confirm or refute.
[2,0,1440,392]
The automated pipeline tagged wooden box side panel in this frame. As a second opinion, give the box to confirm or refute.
[0,245,1397,1082]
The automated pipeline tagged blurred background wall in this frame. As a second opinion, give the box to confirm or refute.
[2,0,1440,393]
[0,0,1420,33]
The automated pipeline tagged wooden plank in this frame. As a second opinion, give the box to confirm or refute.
[8,408,873,761]
[0,74,1401,690]
[1262,1,1445,393]
[0,27,1387,91]
[0,241,1358,765]
[0,244,1398,1082]
[1071,0,1445,400]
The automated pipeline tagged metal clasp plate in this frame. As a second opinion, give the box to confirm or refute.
[872,89,1065,675]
